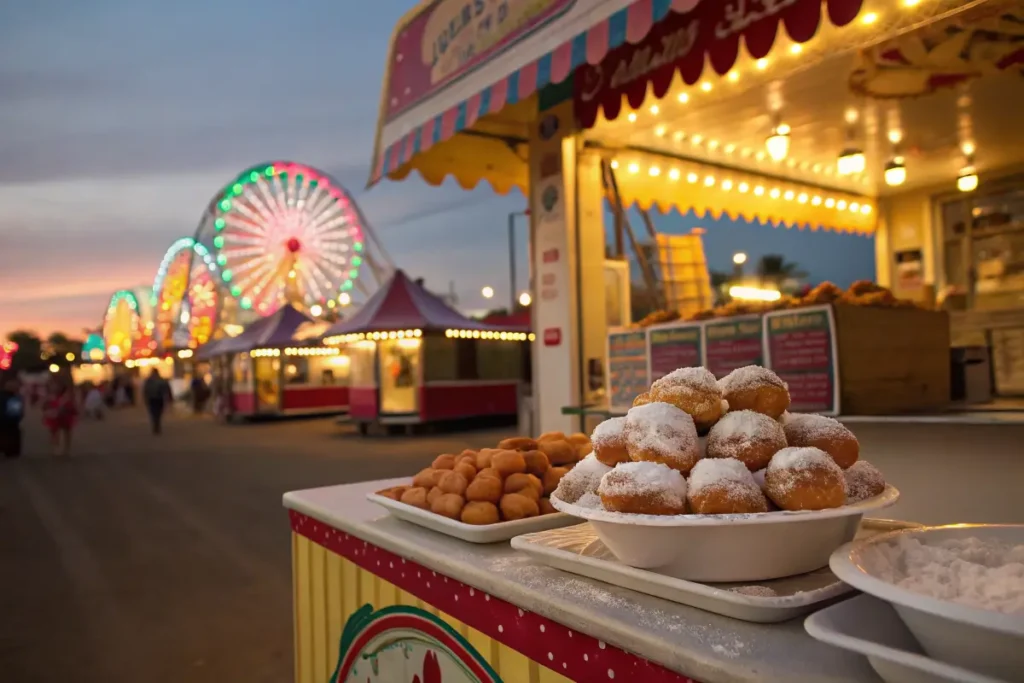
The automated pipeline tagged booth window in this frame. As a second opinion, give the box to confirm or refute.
[232,355,250,385]
[941,175,1024,311]
[349,343,377,387]
[424,337,458,381]
[284,358,309,385]
[477,342,520,381]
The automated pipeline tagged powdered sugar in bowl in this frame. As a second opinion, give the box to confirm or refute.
[830,524,1024,682]
[549,484,899,582]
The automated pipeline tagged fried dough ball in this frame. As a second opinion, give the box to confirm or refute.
[492,450,527,477]
[542,466,568,495]
[476,467,502,480]
[783,414,859,469]
[537,439,577,466]
[553,453,611,503]
[623,402,701,474]
[376,486,409,501]
[465,475,503,504]
[764,447,846,511]
[848,279,884,296]
[522,449,551,477]
[454,461,477,482]
[568,433,593,460]
[497,437,538,452]
[706,410,787,471]
[460,501,500,525]
[456,453,477,468]
[844,460,886,503]
[427,486,444,507]
[504,472,542,501]
[432,454,457,470]
[431,493,466,520]
[438,470,469,496]
[538,498,557,515]
[475,448,499,470]
[649,367,724,432]
[500,493,540,521]
[687,458,768,514]
[412,468,444,489]
[399,487,430,509]
[633,392,653,407]
[597,462,687,515]
[590,417,630,466]
[538,431,567,443]
[717,366,791,419]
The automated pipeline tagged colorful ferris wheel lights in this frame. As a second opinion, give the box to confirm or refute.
[214,218,225,231]
[221,269,233,282]
[230,285,241,297]
[213,236,224,248]
[354,242,364,252]
[240,297,253,310]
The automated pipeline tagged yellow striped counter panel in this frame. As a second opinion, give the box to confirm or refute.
[285,480,876,683]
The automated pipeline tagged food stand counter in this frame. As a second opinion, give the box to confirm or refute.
[285,479,878,683]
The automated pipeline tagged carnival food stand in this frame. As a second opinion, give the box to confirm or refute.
[322,269,531,432]
[210,304,350,418]
[283,2,1024,683]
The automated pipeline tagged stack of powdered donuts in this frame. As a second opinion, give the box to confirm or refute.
[377,432,592,525]
[555,365,887,516]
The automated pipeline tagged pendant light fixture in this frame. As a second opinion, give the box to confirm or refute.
[837,107,865,176]
[884,107,906,186]
[764,81,790,162]
[956,89,978,192]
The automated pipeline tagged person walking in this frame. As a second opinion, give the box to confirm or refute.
[42,380,77,456]
[143,369,172,435]
[0,376,25,458]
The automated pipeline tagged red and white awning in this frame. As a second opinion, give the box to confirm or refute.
[369,0,701,186]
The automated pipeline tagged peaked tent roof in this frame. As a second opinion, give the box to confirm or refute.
[324,269,497,337]
[217,304,313,353]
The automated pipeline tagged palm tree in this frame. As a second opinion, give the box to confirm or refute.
[756,255,806,287]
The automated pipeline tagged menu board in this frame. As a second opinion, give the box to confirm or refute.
[607,330,649,411]
[704,316,765,379]
[648,323,704,381]
[763,305,840,415]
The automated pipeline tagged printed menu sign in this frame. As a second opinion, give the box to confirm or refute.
[763,305,840,415]
[607,330,648,411]
[704,316,765,379]
[648,323,703,381]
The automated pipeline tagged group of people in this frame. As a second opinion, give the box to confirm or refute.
[0,368,207,458]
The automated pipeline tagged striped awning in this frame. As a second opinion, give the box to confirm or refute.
[369,0,701,187]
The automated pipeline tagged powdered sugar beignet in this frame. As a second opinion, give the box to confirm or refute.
[623,401,700,474]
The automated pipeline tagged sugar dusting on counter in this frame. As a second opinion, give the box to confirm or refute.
[868,536,1024,615]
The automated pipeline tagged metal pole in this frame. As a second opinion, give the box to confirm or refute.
[508,212,517,312]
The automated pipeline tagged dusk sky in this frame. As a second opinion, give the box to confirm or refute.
[0,0,874,339]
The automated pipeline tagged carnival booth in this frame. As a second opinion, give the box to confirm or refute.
[216,304,350,418]
[280,4,1024,683]
[322,269,531,432]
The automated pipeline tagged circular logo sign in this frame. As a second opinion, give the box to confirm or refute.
[332,605,502,683]
[539,114,560,141]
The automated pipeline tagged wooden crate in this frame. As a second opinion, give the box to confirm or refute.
[833,304,950,415]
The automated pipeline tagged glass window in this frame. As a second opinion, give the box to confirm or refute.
[283,358,309,385]
[349,342,377,387]
[379,338,420,414]
[423,337,458,381]
[232,354,251,385]
[477,341,522,380]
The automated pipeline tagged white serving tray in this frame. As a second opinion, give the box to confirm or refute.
[805,594,1008,683]
[510,518,921,623]
[367,493,581,544]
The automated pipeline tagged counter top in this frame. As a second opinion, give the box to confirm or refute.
[284,479,880,683]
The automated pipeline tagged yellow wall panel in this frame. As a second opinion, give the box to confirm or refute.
[294,535,313,683]
[310,542,329,683]
[325,551,344,679]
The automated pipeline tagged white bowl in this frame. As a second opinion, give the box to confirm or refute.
[830,524,1024,683]
[548,485,899,582]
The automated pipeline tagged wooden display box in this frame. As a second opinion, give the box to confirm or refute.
[833,304,950,415]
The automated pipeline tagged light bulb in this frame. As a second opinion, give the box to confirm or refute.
[765,127,790,161]
[884,158,907,186]
[837,148,865,176]
[958,166,978,192]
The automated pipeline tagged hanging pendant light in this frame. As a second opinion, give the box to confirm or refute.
[958,161,978,193]
[765,122,790,161]
[884,157,907,186]
[837,107,865,176]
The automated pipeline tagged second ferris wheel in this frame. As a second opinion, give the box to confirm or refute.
[200,161,391,318]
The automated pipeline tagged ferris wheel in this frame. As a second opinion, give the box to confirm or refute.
[200,161,392,317]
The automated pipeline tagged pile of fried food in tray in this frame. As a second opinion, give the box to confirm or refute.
[634,280,924,328]
[555,364,887,516]
[376,433,592,525]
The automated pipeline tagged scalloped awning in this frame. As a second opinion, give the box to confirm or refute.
[369,0,701,188]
